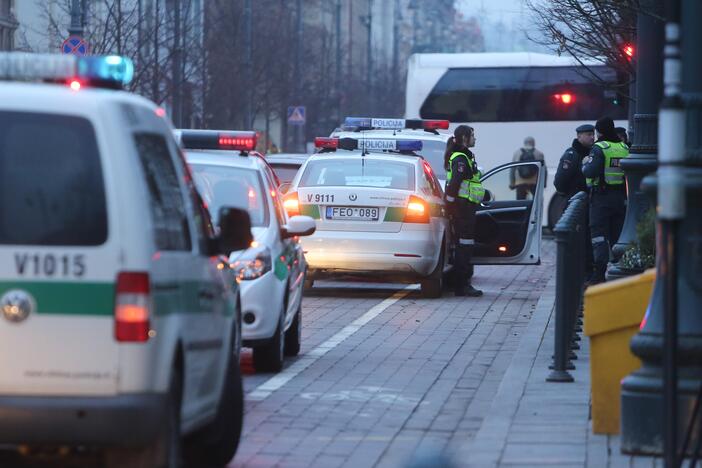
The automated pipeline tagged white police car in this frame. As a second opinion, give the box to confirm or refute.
[331,117,451,184]
[285,136,547,296]
[175,130,316,373]
[284,137,449,297]
[0,53,247,467]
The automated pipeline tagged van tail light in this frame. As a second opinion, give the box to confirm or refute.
[115,272,151,342]
[404,195,430,223]
[283,192,300,217]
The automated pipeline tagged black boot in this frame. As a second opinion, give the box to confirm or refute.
[465,283,483,297]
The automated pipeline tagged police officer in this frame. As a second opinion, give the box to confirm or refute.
[554,124,594,199]
[582,116,629,284]
[444,125,484,297]
[554,124,595,280]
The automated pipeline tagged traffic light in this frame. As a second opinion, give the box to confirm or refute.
[623,43,635,61]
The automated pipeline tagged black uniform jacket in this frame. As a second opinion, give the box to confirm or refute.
[553,139,590,198]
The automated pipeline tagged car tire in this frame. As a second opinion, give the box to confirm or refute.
[105,367,183,468]
[253,310,285,372]
[183,331,244,467]
[421,244,445,299]
[284,302,302,357]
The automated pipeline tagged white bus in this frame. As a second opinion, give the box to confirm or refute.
[405,52,628,228]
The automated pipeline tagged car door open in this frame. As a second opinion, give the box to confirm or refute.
[471,160,545,265]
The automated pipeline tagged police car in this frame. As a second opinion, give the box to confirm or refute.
[331,117,451,183]
[285,136,547,296]
[0,53,247,467]
[175,130,316,373]
[264,153,310,192]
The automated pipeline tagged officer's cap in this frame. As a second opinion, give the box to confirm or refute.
[576,124,595,133]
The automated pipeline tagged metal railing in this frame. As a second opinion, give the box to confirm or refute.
[547,191,589,382]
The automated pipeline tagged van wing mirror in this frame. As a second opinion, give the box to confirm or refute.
[217,207,253,254]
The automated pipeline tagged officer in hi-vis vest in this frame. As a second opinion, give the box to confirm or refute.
[582,116,629,284]
[444,125,484,297]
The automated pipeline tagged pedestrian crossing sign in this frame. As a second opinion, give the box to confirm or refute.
[287,106,306,125]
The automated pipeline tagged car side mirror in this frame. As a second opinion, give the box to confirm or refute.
[281,215,316,239]
[483,189,493,203]
[279,182,291,194]
[217,207,253,254]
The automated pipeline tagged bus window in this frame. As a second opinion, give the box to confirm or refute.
[420,66,627,122]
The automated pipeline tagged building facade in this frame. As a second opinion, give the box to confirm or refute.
[0,0,17,51]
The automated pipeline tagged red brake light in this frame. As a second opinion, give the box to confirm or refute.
[404,195,430,223]
[422,161,435,179]
[283,192,300,217]
[422,120,449,130]
[115,272,151,342]
[553,93,574,105]
[219,133,256,151]
[314,137,339,149]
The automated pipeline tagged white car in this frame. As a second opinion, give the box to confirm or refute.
[285,136,547,296]
[331,117,451,184]
[0,53,246,467]
[176,130,316,373]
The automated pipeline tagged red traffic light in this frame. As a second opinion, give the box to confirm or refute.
[623,44,635,60]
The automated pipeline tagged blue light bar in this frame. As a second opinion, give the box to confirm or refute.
[396,140,423,152]
[76,56,134,85]
[0,52,133,87]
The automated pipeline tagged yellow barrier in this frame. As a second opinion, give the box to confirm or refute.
[584,268,656,434]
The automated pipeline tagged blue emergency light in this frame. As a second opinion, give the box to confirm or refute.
[0,52,134,88]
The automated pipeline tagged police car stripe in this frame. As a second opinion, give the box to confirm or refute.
[300,204,321,220]
[0,281,113,316]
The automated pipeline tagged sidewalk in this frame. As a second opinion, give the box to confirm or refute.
[456,277,664,467]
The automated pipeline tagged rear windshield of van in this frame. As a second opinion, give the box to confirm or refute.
[0,111,108,245]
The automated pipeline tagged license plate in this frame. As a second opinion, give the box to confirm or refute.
[326,206,379,221]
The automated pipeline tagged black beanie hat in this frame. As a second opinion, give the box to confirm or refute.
[596,116,615,135]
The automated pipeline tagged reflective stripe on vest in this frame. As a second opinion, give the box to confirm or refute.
[446,152,484,204]
[586,141,629,187]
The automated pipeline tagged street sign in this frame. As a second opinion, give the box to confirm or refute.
[61,36,89,56]
[287,106,306,126]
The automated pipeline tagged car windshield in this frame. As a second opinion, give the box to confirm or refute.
[270,163,302,184]
[190,164,269,227]
[300,158,415,190]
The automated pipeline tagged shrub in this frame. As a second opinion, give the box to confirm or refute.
[619,207,656,270]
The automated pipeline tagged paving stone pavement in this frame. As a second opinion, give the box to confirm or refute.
[233,241,557,467]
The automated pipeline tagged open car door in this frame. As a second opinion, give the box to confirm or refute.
[471,160,545,265]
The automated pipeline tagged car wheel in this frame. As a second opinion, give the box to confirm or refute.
[105,367,183,468]
[184,329,244,466]
[284,302,302,357]
[421,244,445,299]
[253,309,285,372]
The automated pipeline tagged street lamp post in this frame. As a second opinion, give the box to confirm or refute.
[620,0,702,458]
[68,0,83,37]
[607,1,664,280]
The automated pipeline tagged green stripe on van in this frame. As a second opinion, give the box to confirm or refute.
[300,204,321,219]
[0,281,114,316]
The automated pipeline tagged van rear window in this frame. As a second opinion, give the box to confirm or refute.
[0,111,108,246]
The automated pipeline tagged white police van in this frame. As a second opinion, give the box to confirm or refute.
[0,53,248,467]
[175,130,316,373]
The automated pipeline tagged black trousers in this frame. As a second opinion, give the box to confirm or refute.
[451,198,477,284]
[589,188,626,279]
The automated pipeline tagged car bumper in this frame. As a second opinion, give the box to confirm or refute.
[239,271,283,345]
[0,393,167,446]
[301,228,440,278]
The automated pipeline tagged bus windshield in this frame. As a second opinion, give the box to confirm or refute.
[420,66,627,122]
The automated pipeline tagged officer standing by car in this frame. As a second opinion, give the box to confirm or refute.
[582,116,629,284]
[554,123,595,279]
[444,125,484,297]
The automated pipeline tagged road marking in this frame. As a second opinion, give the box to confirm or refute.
[247,284,418,401]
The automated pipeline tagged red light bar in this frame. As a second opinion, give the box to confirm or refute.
[315,137,339,149]
[553,93,575,105]
[219,133,256,151]
[422,120,449,130]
